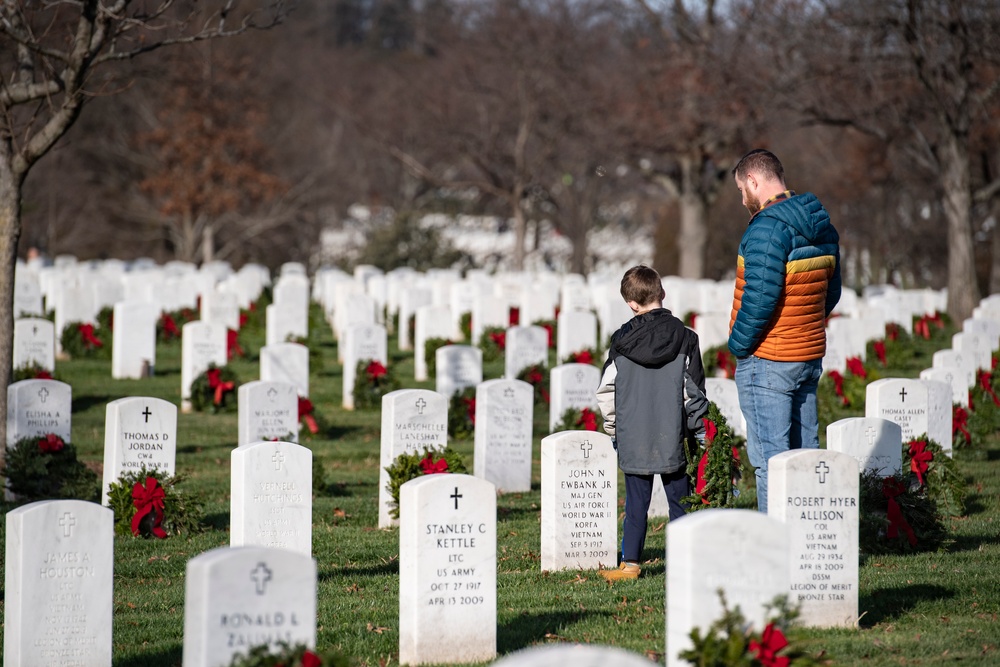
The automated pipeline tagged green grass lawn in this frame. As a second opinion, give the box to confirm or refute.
[1,313,999,666]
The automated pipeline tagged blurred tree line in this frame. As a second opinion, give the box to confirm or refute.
[14,0,1000,320]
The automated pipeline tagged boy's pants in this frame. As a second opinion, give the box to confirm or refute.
[621,469,690,563]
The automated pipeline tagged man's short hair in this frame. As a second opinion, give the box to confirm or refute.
[620,265,665,306]
[732,148,785,184]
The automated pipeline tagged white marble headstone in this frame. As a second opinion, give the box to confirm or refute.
[540,431,617,571]
[666,510,790,667]
[826,417,902,476]
[265,303,308,347]
[238,381,299,446]
[473,379,534,493]
[865,378,928,443]
[920,378,953,455]
[378,389,448,528]
[705,377,747,437]
[769,449,859,628]
[181,321,228,412]
[505,325,549,379]
[4,500,113,667]
[183,546,316,667]
[260,342,310,397]
[341,324,388,409]
[101,397,177,505]
[111,301,159,379]
[231,441,313,556]
[920,366,968,408]
[399,474,497,665]
[13,318,55,372]
[548,363,601,432]
[556,310,598,363]
[435,345,483,399]
[6,379,71,447]
[414,304,453,382]
[493,645,658,667]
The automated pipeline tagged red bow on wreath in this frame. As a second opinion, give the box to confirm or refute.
[748,622,790,667]
[882,477,917,547]
[366,361,387,381]
[38,433,65,453]
[78,323,104,349]
[462,396,476,425]
[907,440,933,487]
[298,397,319,434]
[160,313,180,339]
[576,407,598,431]
[571,349,593,365]
[873,340,887,366]
[420,455,449,474]
[131,476,168,539]
[206,368,235,406]
[716,349,736,378]
[694,419,739,504]
[828,370,850,406]
[489,331,506,350]
[953,405,971,445]
[846,356,866,379]
[226,329,244,360]
[978,371,1000,407]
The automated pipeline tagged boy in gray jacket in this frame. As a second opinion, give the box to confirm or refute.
[596,265,708,581]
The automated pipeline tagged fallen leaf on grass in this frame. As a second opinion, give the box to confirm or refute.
[333,507,348,518]
[651,521,665,533]
[366,623,389,634]
[345,583,360,593]
[940,616,950,623]
[127,602,136,609]
[645,650,663,662]
[544,632,568,642]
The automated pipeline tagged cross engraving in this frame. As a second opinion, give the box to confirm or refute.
[450,487,463,510]
[142,407,152,423]
[267,387,278,402]
[899,387,907,402]
[59,512,76,538]
[32,325,38,336]
[415,398,427,415]
[272,451,285,470]
[575,370,585,384]
[866,426,877,446]
[815,462,830,484]
[580,440,593,458]
[38,387,49,403]
[250,562,272,595]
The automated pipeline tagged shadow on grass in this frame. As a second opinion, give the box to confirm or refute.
[948,531,1000,553]
[203,511,230,531]
[319,560,399,581]
[116,646,182,667]
[498,610,609,653]
[987,449,1000,462]
[72,394,112,413]
[964,493,988,515]
[859,583,953,626]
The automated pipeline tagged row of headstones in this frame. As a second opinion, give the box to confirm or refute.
[4,443,860,667]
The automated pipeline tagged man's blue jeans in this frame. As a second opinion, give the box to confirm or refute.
[735,355,823,514]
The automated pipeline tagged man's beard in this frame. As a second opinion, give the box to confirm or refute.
[744,192,761,215]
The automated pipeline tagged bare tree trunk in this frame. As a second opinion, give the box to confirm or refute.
[990,199,1000,295]
[0,157,25,465]
[677,191,707,279]
[202,223,215,264]
[512,195,527,271]
[942,134,980,321]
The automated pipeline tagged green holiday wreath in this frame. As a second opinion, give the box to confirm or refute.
[563,347,601,366]
[516,363,550,404]
[458,311,472,341]
[59,321,109,359]
[447,387,477,441]
[4,434,99,502]
[858,469,948,555]
[189,364,240,413]
[424,337,453,377]
[684,402,742,511]
[679,591,831,667]
[352,359,400,410]
[384,447,468,519]
[903,436,966,518]
[702,344,737,379]
[478,326,506,363]
[106,467,205,538]
[532,319,557,349]
[11,362,55,382]
[553,406,600,432]
[226,643,351,667]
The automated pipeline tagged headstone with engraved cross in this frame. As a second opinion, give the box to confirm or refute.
[919,378,954,455]
[540,431,617,571]
[4,499,114,667]
[341,324,388,410]
[865,378,929,444]
[183,545,317,667]
[6,379,71,448]
[231,441,313,556]
[768,449,860,628]
[548,363,601,432]
[505,325,550,380]
[473,379,534,492]
[826,417,903,476]
[101,396,177,505]
[398,473,497,665]
[13,318,55,373]
[181,320,228,413]
[378,389,449,528]
[238,380,300,446]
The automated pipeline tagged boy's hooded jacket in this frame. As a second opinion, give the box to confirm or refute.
[596,308,708,475]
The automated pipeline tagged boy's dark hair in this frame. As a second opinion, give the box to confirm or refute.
[620,265,665,306]
[731,148,785,184]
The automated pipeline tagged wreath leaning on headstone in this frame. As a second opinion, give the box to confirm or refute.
[554,406,600,432]
[516,364,550,404]
[352,359,400,410]
[189,364,240,413]
[3,434,99,502]
[227,642,351,667]
[384,446,468,519]
[683,402,742,511]
[424,337,453,377]
[858,469,948,555]
[447,387,477,441]
[478,326,506,363]
[11,362,55,382]
[59,321,109,359]
[106,468,205,539]
[903,435,966,518]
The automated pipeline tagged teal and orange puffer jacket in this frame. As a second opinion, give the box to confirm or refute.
[728,192,841,361]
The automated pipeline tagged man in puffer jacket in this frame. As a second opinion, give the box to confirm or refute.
[728,149,841,513]
[596,265,708,581]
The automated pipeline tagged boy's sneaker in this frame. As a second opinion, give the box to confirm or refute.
[599,562,641,582]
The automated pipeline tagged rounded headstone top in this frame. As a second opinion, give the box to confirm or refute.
[491,645,658,667]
